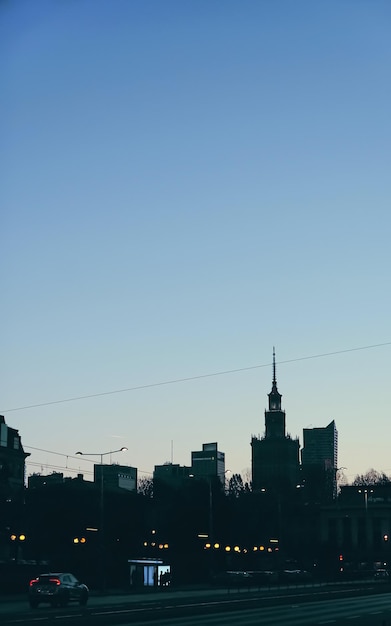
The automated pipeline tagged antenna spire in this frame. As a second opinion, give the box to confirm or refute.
[272,346,276,385]
[267,346,283,419]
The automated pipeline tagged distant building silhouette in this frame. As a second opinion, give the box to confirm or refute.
[154,462,191,485]
[94,463,137,492]
[28,472,89,488]
[251,350,300,492]
[301,420,338,501]
[153,462,192,498]
[28,472,68,488]
[191,442,225,483]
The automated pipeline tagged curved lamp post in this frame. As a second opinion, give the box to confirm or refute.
[75,447,128,593]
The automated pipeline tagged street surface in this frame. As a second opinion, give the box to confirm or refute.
[0,582,390,625]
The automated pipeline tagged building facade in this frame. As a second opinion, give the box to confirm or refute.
[301,420,338,501]
[154,463,191,486]
[191,442,225,483]
[0,415,30,562]
[0,415,30,495]
[319,484,391,568]
[94,463,137,492]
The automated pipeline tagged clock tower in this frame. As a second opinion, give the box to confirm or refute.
[265,348,286,438]
[251,349,300,492]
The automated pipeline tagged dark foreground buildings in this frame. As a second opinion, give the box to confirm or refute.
[0,415,30,495]
[0,415,30,563]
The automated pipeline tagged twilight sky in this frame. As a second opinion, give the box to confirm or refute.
[1,0,390,485]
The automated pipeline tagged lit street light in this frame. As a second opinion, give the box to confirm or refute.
[358,487,374,511]
[76,447,127,593]
[10,533,26,563]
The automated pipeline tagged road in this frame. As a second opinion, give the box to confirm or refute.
[119,594,391,625]
[1,583,390,625]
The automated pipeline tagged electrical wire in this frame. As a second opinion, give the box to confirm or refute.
[24,445,152,477]
[26,446,84,460]
[26,460,94,477]
[2,341,390,413]
[10,342,391,481]
[25,458,151,477]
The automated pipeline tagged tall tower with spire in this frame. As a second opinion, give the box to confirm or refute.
[265,347,285,438]
[251,350,300,492]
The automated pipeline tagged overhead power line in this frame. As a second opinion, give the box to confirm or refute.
[2,341,390,413]
[26,460,94,477]
[24,445,152,477]
[26,446,83,460]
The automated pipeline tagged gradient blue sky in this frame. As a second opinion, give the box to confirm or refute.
[1,0,390,484]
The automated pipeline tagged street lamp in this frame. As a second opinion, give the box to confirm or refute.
[76,447,127,593]
[10,533,26,563]
[358,488,374,511]
[358,487,374,555]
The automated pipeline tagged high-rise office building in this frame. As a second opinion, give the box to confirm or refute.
[191,442,225,483]
[251,350,300,492]
[301,420,338,501]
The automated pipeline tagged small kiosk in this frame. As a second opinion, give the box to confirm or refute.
[128,558,171,589]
